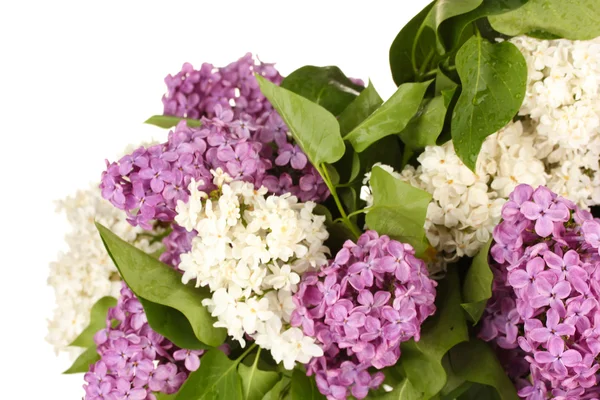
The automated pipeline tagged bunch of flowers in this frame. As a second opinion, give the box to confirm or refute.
[48,3,600,399]
[84,283,205,400]
[292,231,437,399]
[175,170,327,368]
[480,184,600,398]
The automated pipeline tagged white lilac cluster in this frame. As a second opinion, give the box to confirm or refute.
[175,169,328,369]
[512,35,600,205]
[362,35,600,265]
[47,185,160,355]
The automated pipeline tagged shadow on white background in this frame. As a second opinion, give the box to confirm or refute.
[0,0,430,397]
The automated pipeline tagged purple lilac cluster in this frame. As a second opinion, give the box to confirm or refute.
[480,184,600,399]
[101,54,331,267]
[162,53,282,120]
[84,284,203,400]
[291,231,437,400]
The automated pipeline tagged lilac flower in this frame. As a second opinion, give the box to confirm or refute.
[529,308,575,343]
[520,186,569,237]
[275,143,308,170]
[173,349,202,372]
[292,231,436,399]
[139,159,174,193]
[507,257,546,294]
[111,379,146,400]
[529,277,571,309]
[480,184,600,399]
[534,338,582,377]
[101,54,330,235]
[83,283,206,399]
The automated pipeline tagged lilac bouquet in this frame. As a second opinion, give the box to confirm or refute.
[47,2,600,399]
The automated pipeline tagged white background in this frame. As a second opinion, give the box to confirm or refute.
[0,0,429,397]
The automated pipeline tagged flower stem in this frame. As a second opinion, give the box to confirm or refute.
[334,209,366,223]
[320,163,361,239]
[236,343,258,363]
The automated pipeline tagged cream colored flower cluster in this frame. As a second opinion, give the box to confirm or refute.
[47,185,160,356]
[363,35,600,266]
[175,169,328,369]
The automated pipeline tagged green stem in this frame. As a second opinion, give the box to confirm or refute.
[320,163,361,239]
[335,181,355,188]
[419,69,438,81]
[334,209,366,223]
[416,50,435,81]
[242,347,262,399]
[411,23,427,75]
[236,343,258,363]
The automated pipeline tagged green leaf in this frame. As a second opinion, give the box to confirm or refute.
[69,296,116,348]
[439,0,529,51]
[176,349,243,400]
[63,346,100,374]
[359,135,404,176]
[451,36,527,170]
[338,81,383,135]
[435,68,459,95]
[345,81,432,153]
[457,384,501,400]
[289,369,324,400]
[411,267,470,359]
[401,344,448,398]
[399,89,456,150]
[256,75,345,166]
[448,340,519,400]
[95,223,226,347]
[365,166,432,256]
[461,240,493,323]
[389,2,437,85]
[139,297,208,350]
[401,268,470,398]
[441,356,471,399]
[381,377,423,400]
[238,351,280,400]
[429,0,483,27]
[262,377,291,400]
[280,66,363,116]
[156,393,177,400]
[424,0,483,52]
[489,0,600,40]
[145,115,202,129]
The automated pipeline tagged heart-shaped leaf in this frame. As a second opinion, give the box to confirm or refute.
[489,0,600,40]
[256,75,345,167]
[96,223,226,347]
[451,36,527,170]
[175,349,243,400]
[280,65,363,116]
[345,81,431,153]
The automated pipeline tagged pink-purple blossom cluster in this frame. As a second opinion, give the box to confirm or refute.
[162,53,282,121]
[481,184,600,399]
[84,284,204,400]
[291,231,437,400]
[101,54,331,268]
